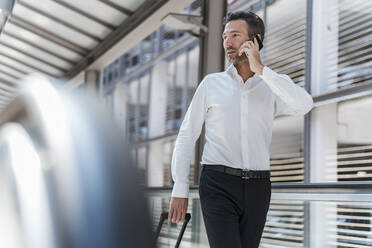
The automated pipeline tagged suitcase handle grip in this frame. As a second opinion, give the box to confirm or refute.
[155,212,191,248]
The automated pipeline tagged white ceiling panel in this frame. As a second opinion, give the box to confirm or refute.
[0,68,20,82]
[12,4,99,49]
[0,99,13,106]
[0,0,173,90]
[0,54,45,75]
[20,0,113,39]
[0,95,13,100]
[3,22,83,61]
[0,87,16,97]
[109,0,143,12]
[0,94,11,99]
[0,101,11,107]
[0,83,17,93]
[0,72,19,84]
[0,34,73,70]
[0,87,14,95]
[0,100,13,107]
[0,64,25,79]
[58,0,128,26]
[0,44,65,75]
[0,95,13,102]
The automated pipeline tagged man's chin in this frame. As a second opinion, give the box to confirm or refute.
[234,55,248,64]
[226,54,247,64]
[226,55,236,63]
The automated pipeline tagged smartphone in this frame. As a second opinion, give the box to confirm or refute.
[254,35,264,51]
[241,35,264,60]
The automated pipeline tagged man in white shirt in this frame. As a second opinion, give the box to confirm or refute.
[168,10,313,247]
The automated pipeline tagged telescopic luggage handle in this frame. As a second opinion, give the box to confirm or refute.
[155,212,191,248]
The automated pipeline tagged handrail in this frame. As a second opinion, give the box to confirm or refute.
[147,182,372,191]
[146,183,372,202]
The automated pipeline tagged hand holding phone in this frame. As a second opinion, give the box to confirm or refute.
[253,35,263,51]
[239,34,265,75]
[255,34,263,50]
[239,34,263,58]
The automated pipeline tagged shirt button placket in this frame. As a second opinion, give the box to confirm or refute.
[241,93,249,169]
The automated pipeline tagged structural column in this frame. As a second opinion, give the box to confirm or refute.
[147,61,168,187]
[309,0,339,183]
[84,70,100,96]
[113,82,129,135]
[195,0,227,182]
[309,0,339,247]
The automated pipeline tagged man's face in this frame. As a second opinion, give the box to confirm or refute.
[222,19,250,64]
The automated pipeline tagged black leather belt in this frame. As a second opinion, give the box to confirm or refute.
[203,164,270,180]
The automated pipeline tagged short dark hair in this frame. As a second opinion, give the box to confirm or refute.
[223,11,265,42]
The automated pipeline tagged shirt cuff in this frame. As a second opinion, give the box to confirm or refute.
[171,182,189,198]
[258,66,278,82]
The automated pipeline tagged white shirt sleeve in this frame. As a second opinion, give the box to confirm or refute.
[259,66,313,117]
[171,78,208,198]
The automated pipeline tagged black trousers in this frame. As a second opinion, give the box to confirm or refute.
[199,166,271,248]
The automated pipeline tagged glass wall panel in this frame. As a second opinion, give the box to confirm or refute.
[147,138,196,187]
[270,116,305,183]
[312,94,372,182]
[126,72,151,141]
[322,0,372,94]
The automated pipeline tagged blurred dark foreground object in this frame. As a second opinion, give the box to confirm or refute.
[0,75,156,248]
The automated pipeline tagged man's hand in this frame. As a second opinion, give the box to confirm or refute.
[238,37,264,75]
[168,197,188,223]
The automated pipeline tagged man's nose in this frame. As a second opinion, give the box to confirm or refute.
[224,38,232,48]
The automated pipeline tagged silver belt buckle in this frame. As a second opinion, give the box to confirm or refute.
[242,169,250,179]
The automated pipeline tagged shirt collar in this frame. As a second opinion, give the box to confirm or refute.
[226,63,260,89]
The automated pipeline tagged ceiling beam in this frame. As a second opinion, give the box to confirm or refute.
[97,0,134,16]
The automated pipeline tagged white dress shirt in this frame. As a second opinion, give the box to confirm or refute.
[171,64,313,198]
